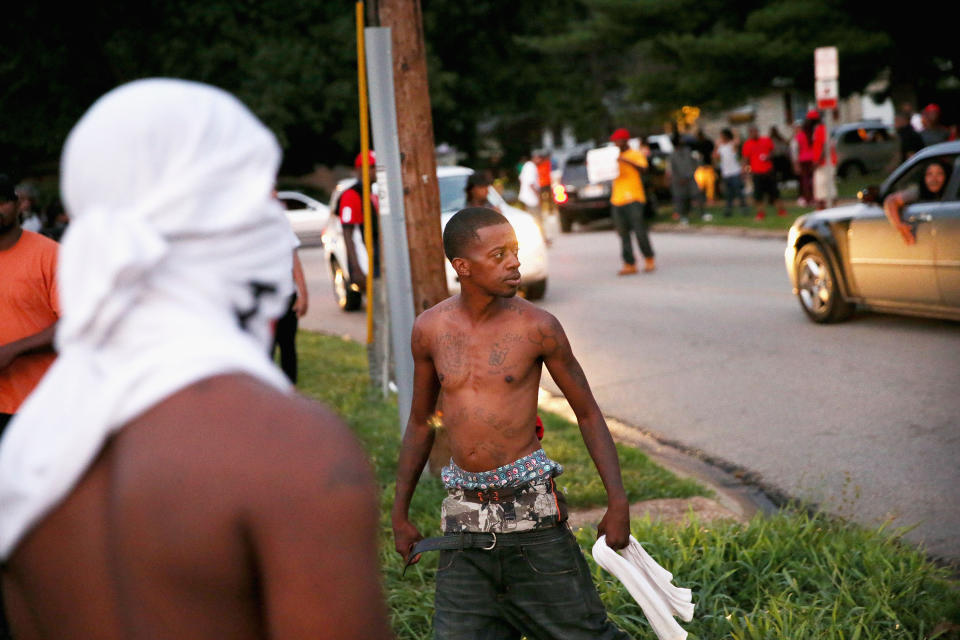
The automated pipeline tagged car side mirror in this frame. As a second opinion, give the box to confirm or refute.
[858,185,880,204]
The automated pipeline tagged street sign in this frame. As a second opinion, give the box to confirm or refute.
[816,78,839,110]
[815,46,838,80]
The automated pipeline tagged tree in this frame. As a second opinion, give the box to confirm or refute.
[527,0,959,127]
[2,1,363,175]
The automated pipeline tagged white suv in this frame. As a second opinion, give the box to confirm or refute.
[320,166,549,311]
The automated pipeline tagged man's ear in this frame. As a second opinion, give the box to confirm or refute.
[451,257,470,278]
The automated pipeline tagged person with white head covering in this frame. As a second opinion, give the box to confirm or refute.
[0,79,391,639]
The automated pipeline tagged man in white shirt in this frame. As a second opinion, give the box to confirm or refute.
[518,152,544,231]
[714,128,747,217]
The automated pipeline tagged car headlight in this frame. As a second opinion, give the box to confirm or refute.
[514,216,545,254]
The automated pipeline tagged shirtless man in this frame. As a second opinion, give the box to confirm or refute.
[392,206,631,639]
[0,79,391,640]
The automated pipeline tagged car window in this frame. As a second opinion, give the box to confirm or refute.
[280,197,302,210]
[841,130,863,144]
[439,175,468,212]
[561,159,587,184]
[887,154,959,202]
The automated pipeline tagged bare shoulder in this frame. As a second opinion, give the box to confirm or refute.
[412,296,459,349]
[507,303,567,358]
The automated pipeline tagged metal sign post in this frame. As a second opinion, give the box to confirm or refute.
[365,27,416,433]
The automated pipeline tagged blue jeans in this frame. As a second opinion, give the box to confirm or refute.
[432,526,630,639]
[611,201,654,265]
[722,175,746,216]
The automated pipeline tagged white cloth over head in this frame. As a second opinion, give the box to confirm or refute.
[592,535,695,640]
[0,78,296,559]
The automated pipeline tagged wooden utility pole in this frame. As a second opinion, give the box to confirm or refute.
[377,0,448,315]
[377,0,450,473]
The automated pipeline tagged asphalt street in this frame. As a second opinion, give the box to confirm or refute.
[299,228,960,562]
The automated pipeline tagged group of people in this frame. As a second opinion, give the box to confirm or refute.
[0,79,644,640]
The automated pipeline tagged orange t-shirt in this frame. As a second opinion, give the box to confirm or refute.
[0,231,60,414]
[537,159,552,187]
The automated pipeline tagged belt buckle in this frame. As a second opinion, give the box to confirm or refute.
[482,532,497,551]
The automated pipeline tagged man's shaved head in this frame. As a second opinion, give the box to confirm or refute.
[443,207,510,260]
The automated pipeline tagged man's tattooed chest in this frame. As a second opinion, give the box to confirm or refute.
[433,330,534,386]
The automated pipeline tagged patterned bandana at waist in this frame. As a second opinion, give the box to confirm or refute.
[441,448,563,491]
[0,79,295,559]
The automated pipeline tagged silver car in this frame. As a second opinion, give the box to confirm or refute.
[785,142,960,323]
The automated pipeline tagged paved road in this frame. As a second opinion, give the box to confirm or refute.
[299,230,960,561]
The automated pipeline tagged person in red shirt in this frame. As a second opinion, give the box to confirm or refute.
[537,151,554,215]
[741,126,786,220]
[337,151,380,291]
[809,112,837,210]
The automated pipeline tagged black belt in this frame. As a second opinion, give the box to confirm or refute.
[402,525,568,576]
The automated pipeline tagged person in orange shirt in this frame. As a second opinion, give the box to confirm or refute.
[0,173,59,439]
[537,151,554,215]
[609,128,655,275]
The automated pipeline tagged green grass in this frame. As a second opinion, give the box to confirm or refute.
[295,331,960,640]
[589,513,960,639]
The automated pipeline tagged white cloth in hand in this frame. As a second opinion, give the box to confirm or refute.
[592,535,695,640]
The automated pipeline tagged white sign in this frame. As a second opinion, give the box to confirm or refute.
[586,145,621,184]
[375,166,389,216]
[815,46,838,80]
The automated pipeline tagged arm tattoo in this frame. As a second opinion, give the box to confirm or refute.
[566,356,590,392]
[528,321,559,357]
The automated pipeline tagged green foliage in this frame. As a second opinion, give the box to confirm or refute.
[528,0,957,135]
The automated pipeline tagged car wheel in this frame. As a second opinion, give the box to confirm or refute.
[794,243,854,323]
[522,278,548,301]
[331,258,362,312]
[559,212,574,233]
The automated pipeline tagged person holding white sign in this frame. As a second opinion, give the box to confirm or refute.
[609,128,655,275]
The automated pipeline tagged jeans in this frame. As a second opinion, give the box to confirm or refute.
[611,201,654,265]
[722,175,746,216]
[272,294,298,384]
[433,526,629,639]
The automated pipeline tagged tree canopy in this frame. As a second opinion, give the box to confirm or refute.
[1,1,953,177]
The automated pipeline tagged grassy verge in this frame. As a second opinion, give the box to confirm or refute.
[295,331,960,639]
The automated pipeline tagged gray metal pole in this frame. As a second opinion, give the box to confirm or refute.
[365,27,416,432]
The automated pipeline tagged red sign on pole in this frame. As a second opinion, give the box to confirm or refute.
[816,78,838,110]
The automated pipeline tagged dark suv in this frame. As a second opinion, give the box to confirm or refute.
[554,153,611,232]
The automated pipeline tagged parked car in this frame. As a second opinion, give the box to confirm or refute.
[832,120,898,179]
[553,152,611,232]
[277,190,330,246]
[784,141,960,323]
[321,166,549,311]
